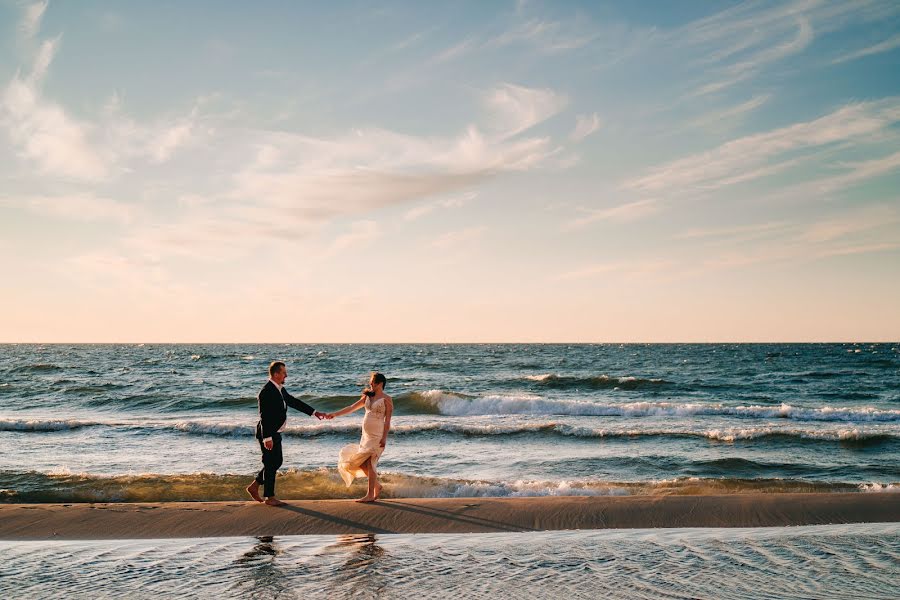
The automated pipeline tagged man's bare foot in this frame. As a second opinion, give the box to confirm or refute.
[373,483,383,500]
[355,495,376,503]
[264,497,287,506]
[246,481,263,503]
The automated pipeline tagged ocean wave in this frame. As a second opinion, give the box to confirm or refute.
[524,374,671,390]
[9,363,63,373]
[0,469,885,503]
[170,419,900,444]
[0,418,100,432]
[403,392,900,422]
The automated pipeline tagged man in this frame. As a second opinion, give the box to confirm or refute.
[247,361,329,506]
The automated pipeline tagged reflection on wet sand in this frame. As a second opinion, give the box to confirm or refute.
[324,534,389,596]
[234,536,292,598]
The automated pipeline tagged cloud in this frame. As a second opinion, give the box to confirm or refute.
[431,226,487,250]
[1,6,199,182]
[564,199,659,230]
[485,83,567,139]
[624,99,900,194]
[2,44,108,181]
[832,32,900,64]
[7,194,140,224]
[691,17,812,96]
[671,1,900,98]
[569,113,601,142]
[685,95,770,131]
[488,19,599,54]
[19,1,48,40]
[327,220,381,255]
[556,259,674,282]
[799,206,899,243]
[431,38,477,64]
[123,114,557,261]
[403,191,477,222]
[674,222,789,241]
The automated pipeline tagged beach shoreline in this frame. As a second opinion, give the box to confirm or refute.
[1,493,897,540]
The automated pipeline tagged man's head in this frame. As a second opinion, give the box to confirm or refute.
[269,361,287,385]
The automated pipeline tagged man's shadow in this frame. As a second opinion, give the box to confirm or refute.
[277,503,394,534]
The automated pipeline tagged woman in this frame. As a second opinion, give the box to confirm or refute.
[327,372,393,502]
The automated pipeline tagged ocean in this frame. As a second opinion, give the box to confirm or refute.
[1,343,898,502]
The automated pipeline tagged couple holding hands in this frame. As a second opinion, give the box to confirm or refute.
[246,361,393,505]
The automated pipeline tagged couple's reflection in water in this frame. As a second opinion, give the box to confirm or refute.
[236,534,388,598]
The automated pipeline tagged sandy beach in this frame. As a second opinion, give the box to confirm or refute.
[1,493,897,540]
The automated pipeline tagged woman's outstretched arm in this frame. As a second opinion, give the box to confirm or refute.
[328,396,366,418]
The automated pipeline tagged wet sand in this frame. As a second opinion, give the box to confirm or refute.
[1,493,898,540]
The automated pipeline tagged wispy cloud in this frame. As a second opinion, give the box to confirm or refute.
[18,1,48,41]
[487,19,599,54]
[832,32,900,64]
[404,191,476,222]
[123,104,558,261]
[556,259,674,282]
[674,221,789,241]
[485,82,567,139]
[569,113,601,142]
[2,39,108,180]
[10,193,140,224]
[327,220,381,255]
[431,38,477,64]
[799,205,900,243]
[685,94,770,131]
[564,199,659,230]
[671,1,900,98]
[624,99,900,195]
[1,5,200,181]
[691,17,812,96]
[431,225,487,249]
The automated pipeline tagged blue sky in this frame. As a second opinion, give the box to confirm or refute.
[1,0,899,342]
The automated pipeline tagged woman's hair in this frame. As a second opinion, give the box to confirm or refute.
[371,371,387,389]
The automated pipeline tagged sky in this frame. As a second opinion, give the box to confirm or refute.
[1,0,899,343]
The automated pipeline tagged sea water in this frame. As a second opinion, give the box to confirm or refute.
[1,343,898,501]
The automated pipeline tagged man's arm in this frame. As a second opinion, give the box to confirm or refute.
[282,389,320,418]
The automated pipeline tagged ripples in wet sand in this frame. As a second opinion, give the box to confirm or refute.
[1,524,898,599]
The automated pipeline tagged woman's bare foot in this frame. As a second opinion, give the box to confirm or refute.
[264,497,287,506]
[373,483,383,500]
[355,495,376,503]
[246,481,263,502]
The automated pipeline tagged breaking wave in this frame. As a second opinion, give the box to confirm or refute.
[2,469,892,503]
[401,391,900,422]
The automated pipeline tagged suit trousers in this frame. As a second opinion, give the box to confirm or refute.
[255,432,283,498]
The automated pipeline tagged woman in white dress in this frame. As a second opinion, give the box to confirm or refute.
[327,372,393,502]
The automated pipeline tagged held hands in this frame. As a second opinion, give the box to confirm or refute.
[313,411,333,420]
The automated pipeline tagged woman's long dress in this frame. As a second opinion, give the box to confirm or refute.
[338,396,386,486]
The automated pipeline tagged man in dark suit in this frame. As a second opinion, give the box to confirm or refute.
[247,361,329,506]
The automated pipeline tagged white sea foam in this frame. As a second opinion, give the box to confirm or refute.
[0,418,99,432]
[858,483,899,492]
[412,392,900,422]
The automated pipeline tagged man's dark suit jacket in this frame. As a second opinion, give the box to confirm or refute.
[256,380,315,440]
